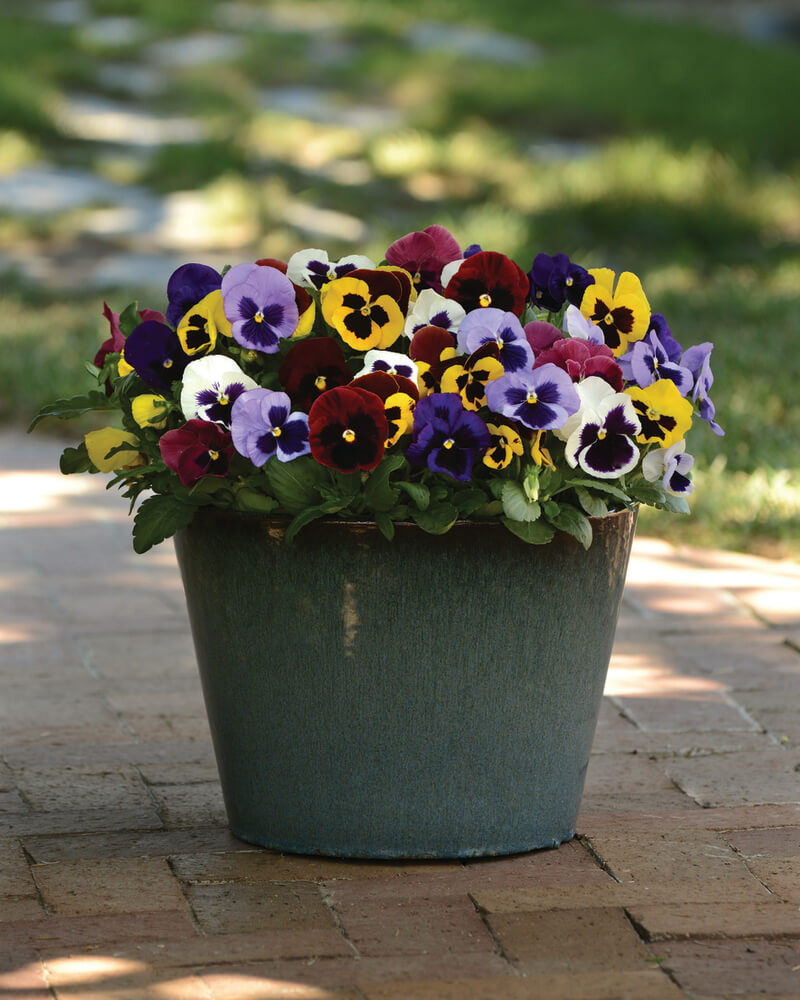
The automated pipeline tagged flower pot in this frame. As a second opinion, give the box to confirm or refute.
[173,507,636,859]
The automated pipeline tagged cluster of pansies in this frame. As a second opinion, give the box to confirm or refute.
[33,224,722,552]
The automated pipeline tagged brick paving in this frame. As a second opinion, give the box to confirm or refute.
[1,429,799,1000]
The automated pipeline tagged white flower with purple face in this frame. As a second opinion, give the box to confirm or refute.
[565,393,641,479]
[485,364,580,432]
[180,356,257,428]
[286,249,375,291]
[563,304,604,345]
[457,308,534,373]
[553,375,617,443]
[404,288,466,339]
[230,388,310,466]
[642,439,695,496]
[221,263,299,353]
[354,349,418,383]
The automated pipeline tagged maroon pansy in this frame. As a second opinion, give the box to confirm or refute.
[308,386,388,473]
[534,338,624,391]
[159,420,235,487]
[279,338,353,412]
[384,225,462,293]
[443,251,529,317]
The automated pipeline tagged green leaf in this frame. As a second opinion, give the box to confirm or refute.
[28,390,116,431]
[550,504,593,549]
[501,517,555,544]
[565,478,630,504]
[660,493,691,515]
[542,499,560,519]
[397,480,430,510]
[501,481,542,522]
[59,443,92,474]
[284,505,328,544]
[363,454,405,512]
[452,488,489,516]
[473,499,504,518]
[266,455,327,513]
[236,488,279,513]
[375,510,395,541]
[132,494,196,553]
[575,486,609,518]
[118,302,141,337]
[412,502,459,534]
[627,478,667,506]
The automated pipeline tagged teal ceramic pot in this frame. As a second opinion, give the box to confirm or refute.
[174,508,636,859]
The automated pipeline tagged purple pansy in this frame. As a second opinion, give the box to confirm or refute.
[485,364,581,432]
[681,342,724,436]
[619,331,694,394]
[230,388,310,466]
[406,392,491,482]
[529,253,594,312]
[457,308,534,373]
[221,263,299,353]
[124,320,190,392]
[180,356,257,428]
[166,263,222,327]
[642,440,695,497]
[565,394,642,479]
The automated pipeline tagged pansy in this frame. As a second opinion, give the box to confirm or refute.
[166,263,222,327]
[230,388,310,466]
[483,422,524,470]
[354,349,418,384]
[176,290,232,357]
[404,288,466,340]
[530,430,555,469]
[159,419,234,487]
[625,379,693,448]
[255,257,316,338]
[579,269,651,356]
[565,393,641,479]
[375,265,414,316]
[444,251,529,317]
[457,308,534,373]
[278,337,353,412]
[440,346,505,411]
[619,329,693,394]
[124,320,191,392]
[406,392,491,482]
[131,393,170,429]
[383,392,417,448]
[221,262,299,353]
[321,273,404,351]
[308,386,388,473]
[642,439,695,497]
[552,375,617,443]
[525,319,564,354]
[286,249,375,291]
[533,338,623,391]
[562,304,605,345]
[85,428,144,473]
[180,356,257,428]
[95,302,164,369]
[408,325,459,395]
[681,342,724,436]
[384,225,462,293]
[347,371,418,447]
[529,252,594,313]
[485,365,581,432]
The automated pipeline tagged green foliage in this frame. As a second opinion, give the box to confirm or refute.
[132,494,196,554]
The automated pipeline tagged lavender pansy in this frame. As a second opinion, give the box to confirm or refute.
[485,365,581,432]
[563,304,605,345]
[221,263,299,353]
[620,331,694,393]
[457,308,534,373]
[681,342,724,436]
[642,439,695,497]
[230,388,310,466]
[406,392,490,482]
[180,356,257,428]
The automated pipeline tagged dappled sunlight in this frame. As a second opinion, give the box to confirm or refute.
[201,973,338,999]
[606,650,727,698]
[44,955,147,984]
[0,469,127,528]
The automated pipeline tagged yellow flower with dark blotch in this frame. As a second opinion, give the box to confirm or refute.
[384,392,416,447]
[131,393,169,429]
[483,423,523,469]
[321,276,405,351]
[176,290,231,355]
[625,379,693,448]
[85,428,144,472]
[531,430,555,469]
[580,269,651,357]
[440,351,504,411]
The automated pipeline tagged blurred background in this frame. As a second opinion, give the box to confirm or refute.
[1,0,799,556]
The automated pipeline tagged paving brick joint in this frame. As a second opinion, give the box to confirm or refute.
[2,431,800,999]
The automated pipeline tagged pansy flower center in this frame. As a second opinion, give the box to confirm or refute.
[566,276,574,286]
[603,313,614,325]
[272,426,282,437]
[413,271,422,285]
[647,406,660,421]
[254,311,264,324]
[163,358,173,369]
[527,391,538,405]
[208,449,219,461]
[597,429,607,440]
[443,438,455,450]
[218,393,229,406]
[479,293,492,307]
[360,305,371,317]
[314,375,327,391]
[342,428,356,443]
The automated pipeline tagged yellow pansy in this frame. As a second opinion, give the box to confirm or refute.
[531,430,555,469]
[625,379,693,448]
[321,276,404,351]
[131,394,169,429]
[85,428,145,472]
[483,423,524,470]
[580,269,651,357]
[176,290,231,355]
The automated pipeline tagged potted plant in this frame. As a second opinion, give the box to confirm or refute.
[31,225,722,858]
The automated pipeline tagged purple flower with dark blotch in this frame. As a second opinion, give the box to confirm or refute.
[681,342,724,436]
[565,394,641,479]
[529,253,594,312]
[221,263,299,353]
[166,263,222,326]
[458,308,534,373]
[619,331,694,394]
[648,314,683,361]
[231,389,310,466]
[485,365,581,432]
[406,392,491,482]
[124,320,190,392]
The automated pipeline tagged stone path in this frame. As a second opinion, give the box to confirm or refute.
[1,429,799,999]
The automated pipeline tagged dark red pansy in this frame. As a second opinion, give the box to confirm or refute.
[524,320,564,354]
[384,225,462,293]
[533,338,623,391]
[443,251,529,317]
[278,337,353,412]
[308,386,388,473]
[159,420,235,487]
[349,371,419,402]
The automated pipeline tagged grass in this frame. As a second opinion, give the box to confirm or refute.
[1,0,799,557]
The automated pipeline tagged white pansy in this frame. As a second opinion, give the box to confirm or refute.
[354,349,419,383]
[552,375,615,442]
[180,355,257,428]
[286,249,375,290]
[404,288,466,339]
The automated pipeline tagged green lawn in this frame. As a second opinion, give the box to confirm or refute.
[2,0,799,556]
